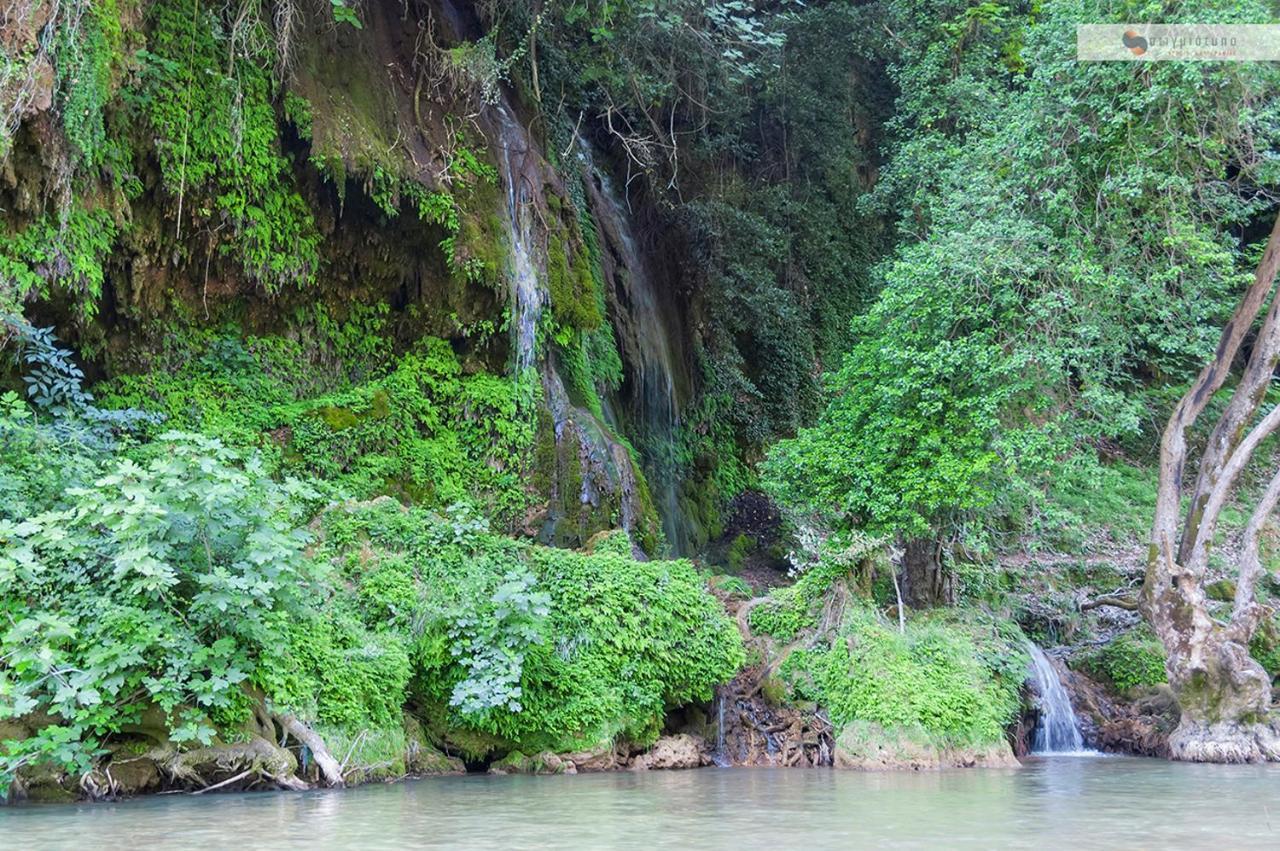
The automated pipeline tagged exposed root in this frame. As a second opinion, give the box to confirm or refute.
[276,712,345,787]
[1168,719,1280,763]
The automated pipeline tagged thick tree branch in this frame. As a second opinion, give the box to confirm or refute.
[277,713,344,787]
[1174,215,1280,565]
[1231,463,1280,639]
[1184,402,1280,576]
[1080,594,1140,612]
[1151,214,1280,571]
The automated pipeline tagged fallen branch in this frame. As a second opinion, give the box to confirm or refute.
[277,713,344,787]
[1081,594,1140,612]
[192,769,253,795]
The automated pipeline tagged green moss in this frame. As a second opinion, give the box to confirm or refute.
[1077,625,1168,693]
[547,228,602,332]
[1251,617,1280,680]
[781,607,1027,746]
[317,406,359,430]
[137,0,321,291]
[726,533,756,572]
[96,328,537,527]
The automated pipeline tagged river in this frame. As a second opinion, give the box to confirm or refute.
[4,757,1278,849]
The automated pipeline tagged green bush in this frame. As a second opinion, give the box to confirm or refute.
[1079,627,1169,692]
[0,428,319,792]
[317,500,745,755]
[780,606,1026,746]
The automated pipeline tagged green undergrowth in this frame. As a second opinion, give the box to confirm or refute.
[97,327,536,526]
[298,502,744,758]
[0,359,742,789]
[752,559,1027,747]
[781,606,1027,747]
[1074,625,1169,693]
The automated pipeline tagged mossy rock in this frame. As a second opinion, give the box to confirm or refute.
[488,750,575,775]
[404,715,466,776]
[832,721,1018,771]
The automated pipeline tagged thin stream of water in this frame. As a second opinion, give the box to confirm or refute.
[1026,644,1090,755]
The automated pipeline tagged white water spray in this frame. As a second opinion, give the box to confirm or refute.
[1026,644,1090,754]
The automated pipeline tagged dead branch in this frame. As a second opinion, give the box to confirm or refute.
[277,712,344,787]
[1080,594,1140,612]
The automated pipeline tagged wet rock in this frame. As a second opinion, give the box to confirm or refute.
[630,734,709,771]
[488,750,577,775]
[1062,667,1175,757]
[562,741,622,772]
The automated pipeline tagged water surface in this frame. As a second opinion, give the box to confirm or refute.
[5,757,1278,849]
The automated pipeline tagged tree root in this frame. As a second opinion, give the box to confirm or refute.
[1168,719,1280,763]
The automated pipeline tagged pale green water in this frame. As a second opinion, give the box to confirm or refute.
[4,757,1279,849]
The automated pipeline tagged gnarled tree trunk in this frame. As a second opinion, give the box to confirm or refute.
[1144,214,1280,762]
[900,538,954,609]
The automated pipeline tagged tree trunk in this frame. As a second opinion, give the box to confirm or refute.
[1142,564,1280,761]
[1143,213,1280,762]
[899,538,953,608]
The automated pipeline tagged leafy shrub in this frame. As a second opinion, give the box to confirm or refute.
[780,607,1027,746]
[0,207,117,318]
[0,429,318,790]
[317,500,745,755]
[1078,627,1168,693]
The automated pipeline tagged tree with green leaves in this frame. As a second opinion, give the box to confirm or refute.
[766,0,1280,608]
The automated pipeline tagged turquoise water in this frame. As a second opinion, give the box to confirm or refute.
[4,757,1279,849]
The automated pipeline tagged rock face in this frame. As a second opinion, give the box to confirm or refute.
[832,723,1020,771]
[487,736,709,775]
[630,735,710,771]
[489,751,579,775]
[1061,667,1176,758]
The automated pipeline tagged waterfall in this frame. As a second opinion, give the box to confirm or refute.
[579,145,689,553]
[1026,644,1088,754]
[492,102,543,373]
[712,690,730,767]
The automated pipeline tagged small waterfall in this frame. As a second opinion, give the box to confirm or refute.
[711,691,730,767]
[492,102,543,373]
[482,96,651,549]
[1026,644,1088,754]
[579,145,689,553]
